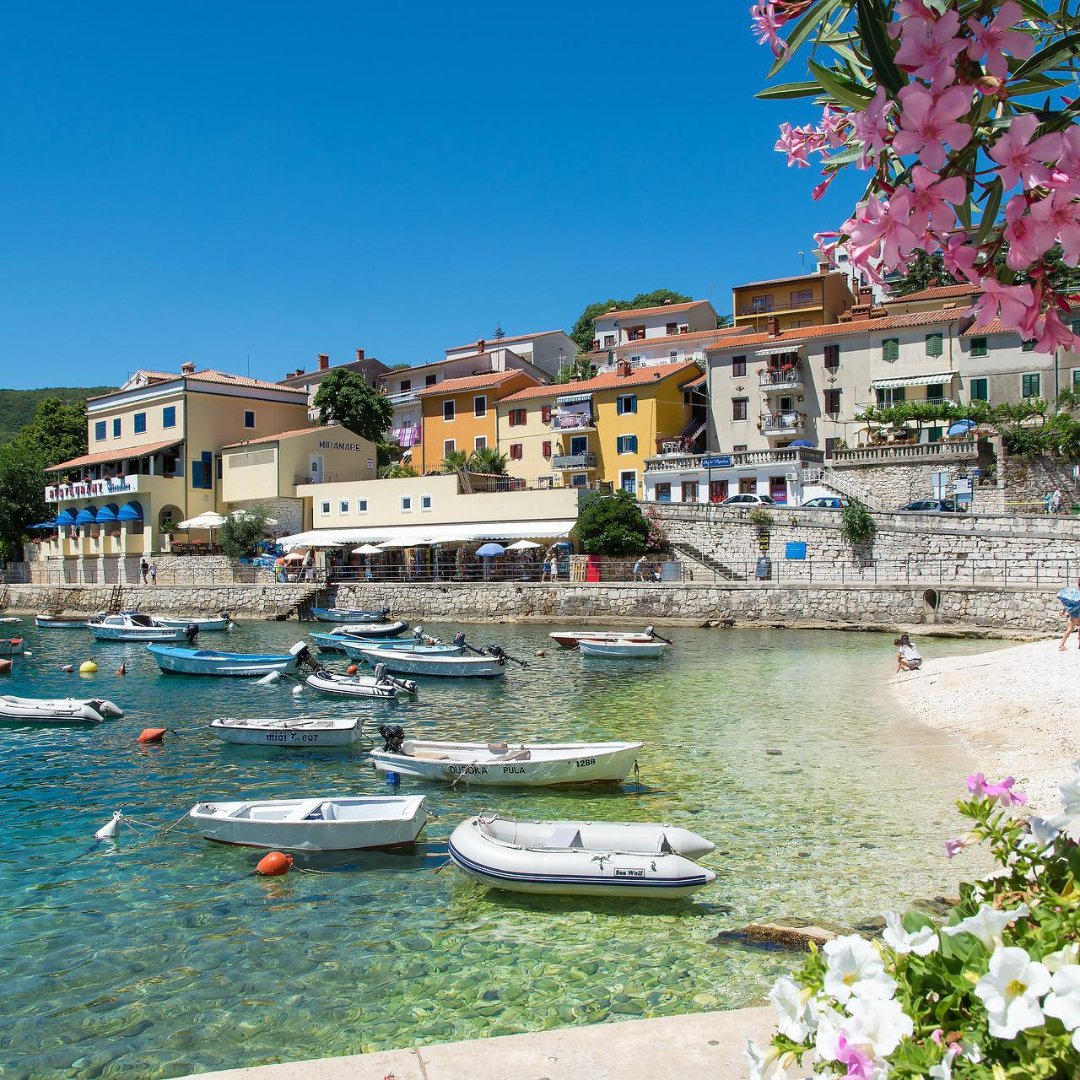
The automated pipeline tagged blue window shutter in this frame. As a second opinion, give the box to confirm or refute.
[201,451,213,488]
[95,421,106,441]
[629,434,638,453]
[192,459,202,487]
[629,395,637,413]
[616,397,623,415]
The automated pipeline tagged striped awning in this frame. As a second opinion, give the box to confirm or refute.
[755,343,805,356]
[872,372,954,389]
[556,393,593,405]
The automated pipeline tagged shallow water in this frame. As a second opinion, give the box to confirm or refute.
[0,620,989,1078]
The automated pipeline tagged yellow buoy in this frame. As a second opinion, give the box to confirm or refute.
[79,660,98,674]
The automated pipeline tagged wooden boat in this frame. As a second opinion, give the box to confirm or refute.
[0,638,27,657]
[549,628,661,649]
[578,640,668,659]
[353,647,507,679]
[190,794,428,850]
[310,606,391,623]
[35,614,89,629]
[304,669,418,699]
[448,814,716,898]
[155,614,233,631]
[370,736,643,787]
[336,637,461,659]
[147,641,307,677]
[209,716,360,747]
[89,613,192,642]
[0,695,124,724]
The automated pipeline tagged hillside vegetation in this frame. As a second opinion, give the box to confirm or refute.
[0,386,114,445]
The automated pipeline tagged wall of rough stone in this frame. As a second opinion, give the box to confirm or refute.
[1000,456,1080,513]
[28,554,278,586]
[826,460,976,510]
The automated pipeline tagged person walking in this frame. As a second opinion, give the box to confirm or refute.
[149,560,157,585]
[139,557,149,584]
[1053,487,1063,515]
[1045,490,1054,514]
[634,555,646,582]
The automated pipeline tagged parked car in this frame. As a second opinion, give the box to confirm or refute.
[720,493,777,507]
[799,496,849,510]
[897,499,963,513]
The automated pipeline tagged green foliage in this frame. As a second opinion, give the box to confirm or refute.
[575,490,651,557]
[885,250,946,297]
[312,368,393,444]
[0,386,112,446]
[217,505,272,560]
[840,498,876,546]
[569,289,693,353]
[717,313,734,328]
[468,445,508,476]
[380,462,417,479]
[440,449,469,473]
[15,398,90,465]
[748,508,774,530]
[553,355,597,385]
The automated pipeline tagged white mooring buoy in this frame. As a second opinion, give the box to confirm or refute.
[95,811,123,840]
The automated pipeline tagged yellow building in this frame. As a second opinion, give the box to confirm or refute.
[413,369,540,474]
[495,360,700,496]
[732,271,854,332]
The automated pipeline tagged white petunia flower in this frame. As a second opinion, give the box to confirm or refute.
[1050,774,1080,840]
[1025,816,1060,851]
[928,1044,960,1080]
[814,1003,846,1061]
[842,996,915,1058]
[743,1038,769,1080]
[822,935,897,1003]
[882,910,939,956]
[1045,945,1080,973]
[973,946,1051,1039]
[768,976,812,1043]
[941,903,1030,952]
[1043,964,1080,1033]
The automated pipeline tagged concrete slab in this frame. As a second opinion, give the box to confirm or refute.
[180,1006,781,1080]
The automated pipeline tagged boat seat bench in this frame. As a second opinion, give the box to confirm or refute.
[539,827,583,850]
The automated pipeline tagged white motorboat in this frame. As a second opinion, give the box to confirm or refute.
[0,617,21,624]
[336,637,461,659]
[190,795,428,850]
[304,668,417,700]
[89,613,193,643]
[0,638,27,657]
[353,647,507,678]
[156,614,233,631]
[578,640,669,659]
[448,814,716,898]
[0,695,124,725]
[35,614,89,629]
[370,733,642,786]
[209,716,360,747]
[147,642,307,676]
[549,627,665,649]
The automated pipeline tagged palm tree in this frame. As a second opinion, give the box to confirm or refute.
[468,446,509,475]
[441,449,469,473]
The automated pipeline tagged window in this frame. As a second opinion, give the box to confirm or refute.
[925,332,943,357]
[824,343,840,368]
[733,444,747,453]
[732,397,748,421]
[970,337,988,358]
[570,435,588,455]
[474,396,487,417]
[400,379,411,393]
[509,443,523,460]
[926,383,944,403]
[603,334,615,347]
[508,408,527,427]
[791,288,814,305]
[682,481,699,503]
[542,440,552,458]
[571,473,589,488]
[876,387,906,406]
[191,451,213,489]
[425,374,437,386]
[670,350,679,360]
[732,355,747,377]
[1073,369,1080,388]
[825,437,841,459]
[474,436,486,451]
[824,389,841,417]
[1073,319,1080,335]
[1022,373,1041,398]
[709,480,728,503]
[134,412,147,434]
[216,455,222,481]
[541,405,552,423]
[113,418,121,438]
[620,471,637,495]
[1022,339,1035,352]
[320,501,331,515]
[970,378,988,402]
[443,400,455,421]
[752,295,773,312]
[420,495,432,511]
[162,406,176,429]
[94,421,106,441]
[616,434,638,454]
[666,322,677,335]
[616,394,637,415]
[357,499,368,514]
[339,500,349,514]
[401,496,412,512]
[244,410,256,428]
[655,483,671,502]
[882,338,900,362]
[443,439,455,457]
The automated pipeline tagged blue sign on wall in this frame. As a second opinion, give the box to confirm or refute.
[703,456,732,468]
[785,542,807,560]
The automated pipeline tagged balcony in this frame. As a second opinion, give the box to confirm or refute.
[645,447,824,473]
[759,366,804,391]
[759,411,805,436]
[735,296,823,317]
[551,452,597,470]
[550,412,595,431]
[45,474,159,502]
[383,389,420,406]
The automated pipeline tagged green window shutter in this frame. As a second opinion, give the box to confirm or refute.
[970,378,988,402]
[925,332,943,357]
[1022,373,1040,398]
[928,426,943,443]
[1021,339,1035,352]
[882,338,899,362]
[970,337,988,358]
[1072,319,1080,335]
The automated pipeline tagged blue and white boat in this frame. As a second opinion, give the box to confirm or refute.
[336,638,462,659]
[307,622,410,652]
[89,613,191,643]
[147,642,307,677]
[310,606,391,623]
[352,646,507,679]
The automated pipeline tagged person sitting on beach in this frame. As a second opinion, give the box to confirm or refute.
[895,633,922,672]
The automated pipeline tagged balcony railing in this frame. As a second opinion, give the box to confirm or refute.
[759,411,805,435]
[832,439,978,464]
[551,452,597,470]
[45,473,177,502]
[550,413,595,431]
[759,367,804,390]
[644,447,824,473]
[735,296,823,316]
[382,389,421,406]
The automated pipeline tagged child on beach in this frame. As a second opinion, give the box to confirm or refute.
[895,633,922,672]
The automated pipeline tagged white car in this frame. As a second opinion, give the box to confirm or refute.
[720,493,776,506]
[800,496,849,509]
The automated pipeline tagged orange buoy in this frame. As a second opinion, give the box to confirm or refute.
[346,664,358,675]
[256,851,293,876]
[137,728,167,743]
[0,659,11,675]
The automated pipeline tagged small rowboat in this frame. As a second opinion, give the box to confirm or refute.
[370,737,642,787]
[353,647,506,679]
[305,669,418,699]
[336,637,461,659]
[0,695,124,724]
[147,642,307,677]
[549,628,661,649]
[311,606,391,623]
[0,617,21,624]
[155,614,233,631]
[89,614,192,642]
[35,614,89,629]
[209,716,360,747]
[0,639,27,657]
[578,640,668,659]
[448,815,716,898]
[190,794,428,850]
[309,625,417,653]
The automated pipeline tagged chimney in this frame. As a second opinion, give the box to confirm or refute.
[180,361,196,374]
[858,285,873,299]
[927,277,939,288]
[295,368,305,377]
[616,359,633,377]
[477,338,486,355]
[318,354,330,371]
[355,348,365,362]
[766,316,780,338]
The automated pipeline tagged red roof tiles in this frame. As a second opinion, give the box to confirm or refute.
[592,300,712,325]
[445,330,565,354]
[500,362,699,403]
[221,424,348,449]
[48,439,182,472]
[884,283,978,304]
[415,370,540,397]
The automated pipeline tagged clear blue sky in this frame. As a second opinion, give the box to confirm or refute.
[0,2,864,390]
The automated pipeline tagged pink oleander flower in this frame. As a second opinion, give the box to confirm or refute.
[820,104,849,148]
[812,171,838,201]
[751,4,788,57]
[1003,194,1058,271]
[892,84,973,171]
[989,113,1064,190]
[853,87,894,169]
[1030,308,1075,354]
[895,8,967,85]
[846,193,919,274]
[967,1,1035,81]
[966,772,1028,806]
[1055,127,1080,184]
[888,0,937,39]
[1028,188,1080,267]
[907,166,966,238]
[943,233,981,283]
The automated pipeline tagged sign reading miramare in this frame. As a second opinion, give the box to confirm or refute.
[318,440,366,452]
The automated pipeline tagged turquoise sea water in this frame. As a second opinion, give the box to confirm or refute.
[0,620,991,1079]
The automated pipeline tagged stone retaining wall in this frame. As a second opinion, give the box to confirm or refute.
[1001,456,1080,512]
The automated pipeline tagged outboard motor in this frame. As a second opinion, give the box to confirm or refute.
[487,644,508,665]
[374,662,389,683]
[184,623,200,646]
[453,632,466,647]
[412,627,425,641]
[378,724,405,754]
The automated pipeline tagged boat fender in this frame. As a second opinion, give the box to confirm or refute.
[0,659,11,675]
[23,650,32,657]
[62,663,74,673]
[79,660,98,674]
[256,851,293,876]
[137,728,167,743]
[95,811,123,840]
[535,649,546,657]
[378,724,406,753]
[257,671,281,685]
[346,664,358,676]
[292,684,304,695]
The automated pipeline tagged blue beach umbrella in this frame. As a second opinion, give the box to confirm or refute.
[789,439,815,448]
[947,419,976,436]
[476,543,506,557]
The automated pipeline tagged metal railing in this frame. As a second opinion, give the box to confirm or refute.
[735,296,822,315]
[759,368,804,390]
[293,469,376,486]
[759,412,804,435]
[551,452,597,470]
[645,447,825,472]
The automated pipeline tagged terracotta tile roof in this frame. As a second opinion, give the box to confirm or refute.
[415,370,540,397]
[48,439,182,472]
[603,325,743,352]
[592,300,712,324]
[734,271,849,290]
[445,330,565,354]
[222,424,347,449]
[499,362,700,403]
[881,309,970,329]
[680,373,707,390]
[884,283,979,304]
[962,321,1016,336]
[100,368,307,400]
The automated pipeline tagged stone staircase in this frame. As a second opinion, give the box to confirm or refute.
[808,467,881,511]
[272,584,325,621]
[670,540,748,582]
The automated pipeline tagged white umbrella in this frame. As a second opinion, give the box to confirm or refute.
[177,511,227,530]
[351,544,385,555]
[506,539,541,550]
